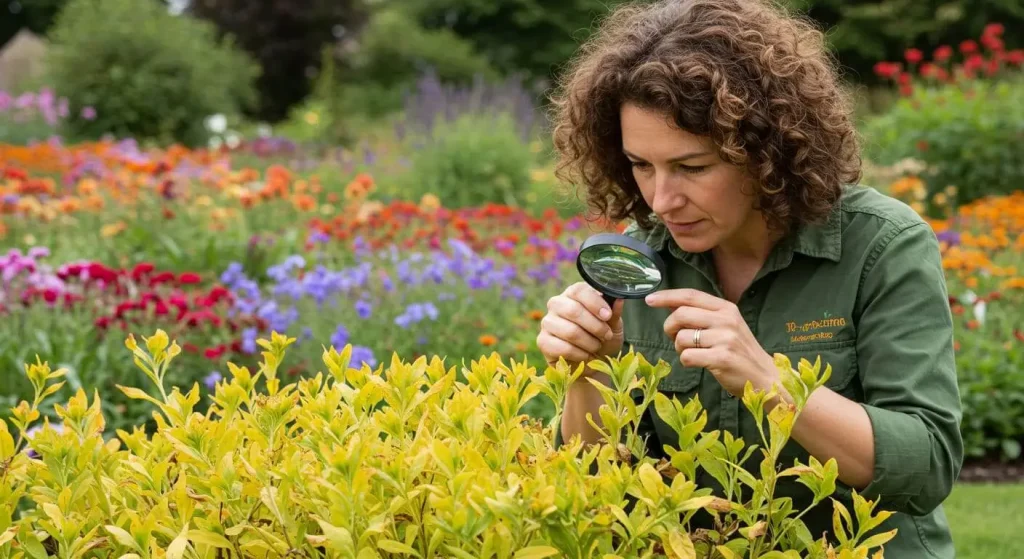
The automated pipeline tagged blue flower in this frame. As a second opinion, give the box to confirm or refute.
[350,345,377,368]
[204,371,222,390]
[331,324,350,348]
[355,299,372,319]
[242,327,258,354]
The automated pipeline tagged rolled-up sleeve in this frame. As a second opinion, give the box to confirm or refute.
[853,221,964,515]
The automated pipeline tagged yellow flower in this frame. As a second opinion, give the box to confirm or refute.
[195,195,213,207]
[23,234,36,245]
[530,169,549,182]
[419,194,440,211]
[320,204,335,215]
[101,222,126,238]
[932,192,948,206]
[304,111,320,126]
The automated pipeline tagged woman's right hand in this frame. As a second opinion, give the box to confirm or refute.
[536,282,625,368]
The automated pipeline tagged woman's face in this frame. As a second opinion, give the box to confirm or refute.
[620,102,762,255]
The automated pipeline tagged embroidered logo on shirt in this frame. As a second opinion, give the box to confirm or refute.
[786,313,848,343]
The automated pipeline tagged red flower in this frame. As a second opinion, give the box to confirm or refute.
[899,84,914,97]
[1007,49,1024,66]
[1015,329,1024,343]
[981,34,1004,52]
[42,289,59,304]
[904,48,923,64]
[94,316,111,329]
[87,262,118,284]
[131,262,155,280]
[933,45,953,62]
[153,301,170,316]
[204,345,227,360]
[178,272,201,285]
[960,40,978,54]
[183,343,200,354]
[149,272,176,287]
[983,23,1004,38]
[873,61,902,79]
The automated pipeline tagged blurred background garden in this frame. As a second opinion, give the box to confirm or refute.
[1,0,1022,553]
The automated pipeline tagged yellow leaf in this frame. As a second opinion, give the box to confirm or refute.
[187,530,233,548]
[42,503,65,528]
[0,527,17,547]
[166,525,189,559]
[378,539,421,557]
[116,386,163,407]
[716,545,740,559]
[663,531,696,559]
[513,546,560,559]
[104,525,138,550]
[857,529,898,551]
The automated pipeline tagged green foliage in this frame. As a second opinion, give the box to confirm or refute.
[187,0,369,123]
[405,0,634,83]
[861,78,1024,208]
[392,112,535,208]
[957,334,1024,462]
[44,0,260,147]
[339,5,498,119]
[0,329,897,558]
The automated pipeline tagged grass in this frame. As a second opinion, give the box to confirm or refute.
[946,482,1024,557]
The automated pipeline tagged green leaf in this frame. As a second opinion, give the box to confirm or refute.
[166,525,189,559]
[513,546,561,559]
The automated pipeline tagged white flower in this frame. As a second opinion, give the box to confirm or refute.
[973,300,987,326]
[208,136,224,150]
[205,114,227,134]
[226,133,241,149]
[257,124,272,138]
[962,290,977,305]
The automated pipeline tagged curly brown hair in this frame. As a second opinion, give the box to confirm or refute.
[549,0,862,233]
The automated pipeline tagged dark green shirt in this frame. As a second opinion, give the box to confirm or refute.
[563,185,963,557]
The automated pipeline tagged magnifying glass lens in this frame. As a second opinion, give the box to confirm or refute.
[575,233,667,303]
[578,245,661,295]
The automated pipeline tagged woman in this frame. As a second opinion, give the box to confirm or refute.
[537,0,963,556]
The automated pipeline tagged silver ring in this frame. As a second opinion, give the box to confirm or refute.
[693,328,702,348]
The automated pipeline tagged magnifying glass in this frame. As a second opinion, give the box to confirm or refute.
[576,233,667,307]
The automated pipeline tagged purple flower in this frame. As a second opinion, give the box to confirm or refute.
[241,327,258,354]
[381,274,394,292]
[355,299,372,319]
[350,345,377,368]
[308,230,331,244]
[204,371,222,390]
[331,324,350,348]
[936,229,960,247]
[81,106,97,120]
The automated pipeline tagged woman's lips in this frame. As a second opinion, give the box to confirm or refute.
[665,219,705,234]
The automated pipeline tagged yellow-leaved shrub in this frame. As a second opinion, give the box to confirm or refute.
[0,330,896,558]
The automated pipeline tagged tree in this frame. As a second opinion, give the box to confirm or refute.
[188,0,370,122]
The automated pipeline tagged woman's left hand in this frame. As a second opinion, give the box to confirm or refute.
[645,288,778,398]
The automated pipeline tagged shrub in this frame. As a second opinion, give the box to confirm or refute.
[0,329,895,558]
[391,112,535,208]
[45,0,260,147]
[861,23,1024,212]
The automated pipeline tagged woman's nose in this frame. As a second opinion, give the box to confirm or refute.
[650,172,683,214]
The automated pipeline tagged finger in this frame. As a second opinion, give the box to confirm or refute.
[663,307,719,338]
[548,295,613,341]
[541,314,605,355]
[566,282,614,321]
[673,328,715,354]
[537,330,594,365]
[608,298,625,336]
[646,288,728,311]
[679,347,716,369]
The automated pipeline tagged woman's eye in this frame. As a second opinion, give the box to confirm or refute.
[678,164,708,175]
[630,161,651,170]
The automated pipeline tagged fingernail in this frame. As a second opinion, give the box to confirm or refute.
[600,308,611,320]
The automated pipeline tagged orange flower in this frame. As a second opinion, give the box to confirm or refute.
[965,276,978,289]
[479,334,498,346]
[515,342,529,353]
[292,194,317,212]
[101,221,126,237]
[528,310,544,321]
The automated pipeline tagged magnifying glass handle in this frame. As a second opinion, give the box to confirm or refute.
[602,293,617,308]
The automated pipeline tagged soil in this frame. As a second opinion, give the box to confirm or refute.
[957,458,1024,483]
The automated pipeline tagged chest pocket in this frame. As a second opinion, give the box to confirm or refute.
[623,338,703,397]
[769,339,860,398]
